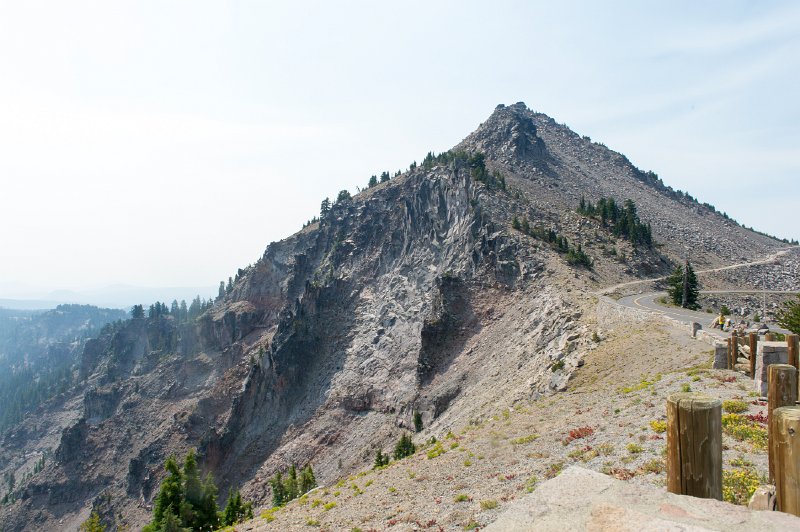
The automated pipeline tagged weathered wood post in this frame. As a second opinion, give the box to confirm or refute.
[774,406,800,516]
[769,364,798,483]
[666,393,722,500]
[766,332,777,341]
[726,337,733,370]
[749,332,758,378]
[731,332,739,370]
[788,334,799,373]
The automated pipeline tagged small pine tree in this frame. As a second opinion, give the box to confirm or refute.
[777,295,800,334]
[221,489,252,526]
[336,189,352,203]
[667,261,699,309]
[196,474,220,531]
[373,449,390,469]
[368,175,378,188]
[152,456,183,527]
[393,433,416,460]
[299,464,316,494]
[180,451,202,529]
[413,411,423,432]
[284,464,298,502]
[79,512,105,532]
[270,471,286,507]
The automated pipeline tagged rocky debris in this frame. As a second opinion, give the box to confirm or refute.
[486,466,799,531]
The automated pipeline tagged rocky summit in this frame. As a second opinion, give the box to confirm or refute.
[0,103,795,531]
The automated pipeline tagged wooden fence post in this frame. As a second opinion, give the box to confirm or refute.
[766,332,777,341]
[774,406,800,516]
[667,393,722,500]
[788,334,799,372]
[769,364,798,483]
[731,332,739,370]
[749,332,758,378]
[727,338,733,370]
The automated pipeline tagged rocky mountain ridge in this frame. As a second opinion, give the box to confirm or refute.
[0,103,791,531]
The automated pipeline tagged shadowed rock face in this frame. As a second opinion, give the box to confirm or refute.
[0,103,788,532]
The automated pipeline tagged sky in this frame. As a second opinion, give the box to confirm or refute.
[0,0,798,301]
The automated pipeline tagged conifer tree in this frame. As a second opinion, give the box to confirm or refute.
[151,456,183,528]
[393,433,416,460]
[284,464,298,502]
[221,489,252,526]
[180,451,202,528]
[270,471,286,507]
[320,197,331,218]
[368,175,378,188]
[777,295,800,334]
[373,449,389,469]
[299,464,316,494]
[667,261,699,309]
[336,189,352,203]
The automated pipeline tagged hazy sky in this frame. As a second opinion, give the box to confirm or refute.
[1,1,798,297]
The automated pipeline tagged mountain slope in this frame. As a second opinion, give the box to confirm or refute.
[0,103,789,531]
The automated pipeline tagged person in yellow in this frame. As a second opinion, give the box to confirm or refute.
[716,312,725,330]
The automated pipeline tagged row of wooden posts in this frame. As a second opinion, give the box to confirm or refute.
[726,330,799,376]
[667,333,800,516]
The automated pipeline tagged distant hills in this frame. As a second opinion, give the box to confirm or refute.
[0,284,217,311]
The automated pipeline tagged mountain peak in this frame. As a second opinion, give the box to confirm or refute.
[458,102,546,161]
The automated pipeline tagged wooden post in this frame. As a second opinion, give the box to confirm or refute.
[788,334,799,372]
[749,332,758,378]
[666,393,722,500]
[731,332,739,370]
[727,338,733,370]
[766,332,777,341]
[769,364,798,483]
[774,407,800,516]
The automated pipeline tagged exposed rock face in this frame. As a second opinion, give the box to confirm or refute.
[486,466,800,531]
[0,103,790,532]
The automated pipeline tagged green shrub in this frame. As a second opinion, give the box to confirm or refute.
[427,442,445,459]
[454,493,471,502]
[722,400,749,414]
[480,499,499,510]
[626,443,644,454]
[649,420,667,433]
[510,434,539,445]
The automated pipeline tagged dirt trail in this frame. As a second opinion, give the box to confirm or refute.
[597,247,796,296]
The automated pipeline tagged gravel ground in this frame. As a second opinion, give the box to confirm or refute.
[233,318,771,532]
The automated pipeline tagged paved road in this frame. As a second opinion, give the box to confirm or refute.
[618,292,791,336]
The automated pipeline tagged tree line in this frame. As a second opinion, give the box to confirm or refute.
[577,197,653,248]
[512,216,592,268]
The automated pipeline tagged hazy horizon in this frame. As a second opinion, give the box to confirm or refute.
[2,1,798,297]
